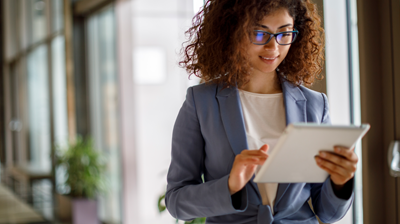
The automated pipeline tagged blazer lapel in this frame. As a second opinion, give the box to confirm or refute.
[275,77,307,207]
[280,77,307,126]
[216,84,249,155]
[216,84,263,198]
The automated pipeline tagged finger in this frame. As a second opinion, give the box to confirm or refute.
[241,150,269,157]
[333,146,359,163]
[321,152,357,174]
[315,156,353,177]
[259,144,269,153]
[316,162,351,185]
[318,151,357,172]
[236,155,267,165]
[316,159,342,176]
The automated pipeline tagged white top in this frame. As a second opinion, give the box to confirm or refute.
[238,89,286,214]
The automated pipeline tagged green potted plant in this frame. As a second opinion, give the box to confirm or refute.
[158,192,206,224]
[56,137,106,224]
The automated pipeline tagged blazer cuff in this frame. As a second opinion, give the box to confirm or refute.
[323,176,354,206]
[221,174,248,213]
[330,177,354,200]
[227,175,248,211]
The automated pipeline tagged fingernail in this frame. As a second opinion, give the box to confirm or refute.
[320,152,326,158]
[315,157,321,163]
[334,147,341,153]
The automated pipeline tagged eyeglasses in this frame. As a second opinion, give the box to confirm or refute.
[250,29,299,45]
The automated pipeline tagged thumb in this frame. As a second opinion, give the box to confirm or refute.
[259,144,269,153]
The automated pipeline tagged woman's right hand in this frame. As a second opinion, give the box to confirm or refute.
[228,144,269,195]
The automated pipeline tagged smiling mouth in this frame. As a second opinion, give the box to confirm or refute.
[260,56,279,60]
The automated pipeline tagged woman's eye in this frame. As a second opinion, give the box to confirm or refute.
[282,33,291,37]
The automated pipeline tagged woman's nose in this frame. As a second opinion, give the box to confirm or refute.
[264,38,279,51]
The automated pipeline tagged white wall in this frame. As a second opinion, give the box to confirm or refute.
[131,0,199,223]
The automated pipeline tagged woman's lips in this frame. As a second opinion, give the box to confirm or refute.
[259,55,279,64]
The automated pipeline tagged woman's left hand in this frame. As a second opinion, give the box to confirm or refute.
[314,146,358,188]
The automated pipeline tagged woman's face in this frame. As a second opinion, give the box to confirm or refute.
[246,8,294,76]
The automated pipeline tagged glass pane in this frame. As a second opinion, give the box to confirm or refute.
[87,6,122,223]
[51,0,64,32]
[10,64,21,163]
[26,0,48,43]
[27,45,51,170]
[4,0,19,59]
[11,59,30,166]
[52,36,69,195]
[51,36,68,148]
[51,36,68,194]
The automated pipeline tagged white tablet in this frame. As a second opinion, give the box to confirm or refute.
[254,123,370,183]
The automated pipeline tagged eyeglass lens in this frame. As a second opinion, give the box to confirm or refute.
[252,31,296,45]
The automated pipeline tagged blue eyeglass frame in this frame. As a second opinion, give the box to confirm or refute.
[251,28,299,45]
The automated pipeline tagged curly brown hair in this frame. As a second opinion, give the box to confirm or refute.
[180,0,325,87]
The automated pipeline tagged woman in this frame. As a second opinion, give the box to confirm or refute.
[166,0,358,223]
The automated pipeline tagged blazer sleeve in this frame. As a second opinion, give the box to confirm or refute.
[309,93,355,223]
[165,87,248,221]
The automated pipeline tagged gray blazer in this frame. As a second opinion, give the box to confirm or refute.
[166,77,354,224]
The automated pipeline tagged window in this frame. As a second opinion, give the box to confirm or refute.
[87,6,122,222]
[2,0,68,220]
[324,0,362,223]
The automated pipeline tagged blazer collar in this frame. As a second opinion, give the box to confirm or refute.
[215,76,307,137]
[216,76,307,206]
[279,76,307,126]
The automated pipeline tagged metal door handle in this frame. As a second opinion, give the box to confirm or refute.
[9,119,22,132]
[388,141,400,177]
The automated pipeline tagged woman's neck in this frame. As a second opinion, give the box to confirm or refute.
[240,70,282,94]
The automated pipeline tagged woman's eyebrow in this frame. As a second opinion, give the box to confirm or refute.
[256,23,293,29]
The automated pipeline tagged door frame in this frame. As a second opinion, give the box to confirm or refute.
[358,0,400,223]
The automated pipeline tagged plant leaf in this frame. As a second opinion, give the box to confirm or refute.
[158,194,166,213]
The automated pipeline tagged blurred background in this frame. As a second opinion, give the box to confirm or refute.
[0,0,399,224]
